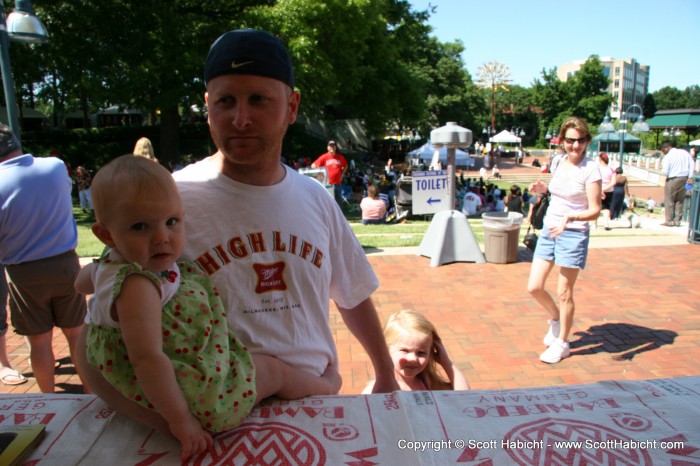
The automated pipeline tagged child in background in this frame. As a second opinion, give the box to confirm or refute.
[646,197,656,214]
[363,310,469,392]
[76,155,340,460]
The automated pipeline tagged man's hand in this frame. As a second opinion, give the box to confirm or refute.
[371,372,400,393]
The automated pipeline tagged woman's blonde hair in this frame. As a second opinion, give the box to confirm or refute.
[91,154,178,224]
[133,137,156,160]
[383,310,452,390]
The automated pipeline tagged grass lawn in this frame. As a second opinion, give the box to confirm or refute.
[74,208,104,258]
[349,219,490,249]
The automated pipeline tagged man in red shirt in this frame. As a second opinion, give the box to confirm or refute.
[312,140,348,207]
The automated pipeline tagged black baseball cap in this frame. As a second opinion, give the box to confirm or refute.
[204,29,295,89]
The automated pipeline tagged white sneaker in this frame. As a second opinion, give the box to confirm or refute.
[543,319,561,346]
[540,339,570,364]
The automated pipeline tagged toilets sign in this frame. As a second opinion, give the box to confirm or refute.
[412,170,450,215]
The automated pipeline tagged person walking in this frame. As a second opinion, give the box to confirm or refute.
[660,142,694,226]
[610,167,629,220]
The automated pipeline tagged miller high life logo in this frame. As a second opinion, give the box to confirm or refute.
[253,262,287,293]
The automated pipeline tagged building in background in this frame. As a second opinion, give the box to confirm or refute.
[557,57,650,119]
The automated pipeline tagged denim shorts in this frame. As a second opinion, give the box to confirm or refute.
[533,227,590,269]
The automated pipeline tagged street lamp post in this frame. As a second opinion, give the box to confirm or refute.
[545,127,556,149]
[662,126,682,142]
[598,104,649,168]
[0,0,48,147]
[511,126,525,145]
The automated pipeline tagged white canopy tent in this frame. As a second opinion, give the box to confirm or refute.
[489,130,521,144]
[690,139,700,146]
[408,142,472,167]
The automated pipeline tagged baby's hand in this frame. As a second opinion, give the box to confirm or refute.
[321,364,343,394]
[170,416,214,461]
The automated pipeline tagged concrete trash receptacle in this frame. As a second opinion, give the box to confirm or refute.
[481,212,524,263]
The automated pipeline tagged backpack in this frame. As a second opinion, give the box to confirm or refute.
[531,194,550,230]
[530,154,563,229]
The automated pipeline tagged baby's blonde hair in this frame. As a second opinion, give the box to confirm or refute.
[133,137,156,160]
[91,155,178,224]
[384,310,452,390]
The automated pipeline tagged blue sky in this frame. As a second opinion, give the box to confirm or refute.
[408,0,699,92]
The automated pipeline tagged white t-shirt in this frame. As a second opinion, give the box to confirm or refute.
[600,164,615,193]
[462,192,482,216]
[545,156,602,231]
[173,160,378,375]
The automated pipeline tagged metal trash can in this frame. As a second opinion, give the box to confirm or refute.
[481,212,524,263]
[689,175,700,244]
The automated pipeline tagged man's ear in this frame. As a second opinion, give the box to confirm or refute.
[92,222,116,248]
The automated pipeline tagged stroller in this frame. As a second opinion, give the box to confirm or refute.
[393,176,412,222]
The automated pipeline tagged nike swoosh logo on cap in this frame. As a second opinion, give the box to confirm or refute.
[231,60,254,69]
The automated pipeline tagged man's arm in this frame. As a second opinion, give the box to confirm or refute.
[337,298,399,393]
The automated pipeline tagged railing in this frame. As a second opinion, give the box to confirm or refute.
[607,152,700,185]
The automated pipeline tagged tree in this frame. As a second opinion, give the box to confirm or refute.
[683,85,700,109]
[562,55,612,126]
[21,0,242,161]
[642,93,657,119]
[416,39,484,137]
[653,86,685,110]
[495,85,537,142]
[531,68,567,142]
[530,56,611,142]
[11,0,489,158]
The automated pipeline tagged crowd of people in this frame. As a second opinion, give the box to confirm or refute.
[457,172,537,219]
[1,26,697,461]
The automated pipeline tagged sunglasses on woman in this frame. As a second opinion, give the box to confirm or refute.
[563,137,587,144]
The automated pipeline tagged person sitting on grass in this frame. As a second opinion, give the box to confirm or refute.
[360,185,387,225]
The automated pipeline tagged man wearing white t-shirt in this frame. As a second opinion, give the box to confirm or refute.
[462,188,483,216]
[660,142,694,226]
[75,29,398,433]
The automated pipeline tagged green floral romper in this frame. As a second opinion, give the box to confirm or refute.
[86,258,256,432]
